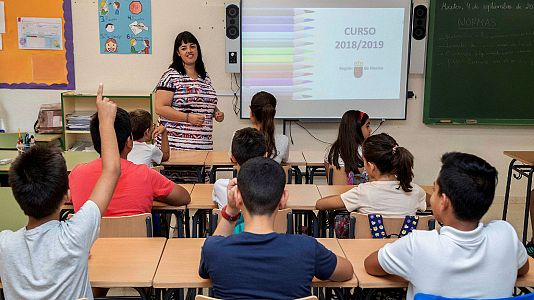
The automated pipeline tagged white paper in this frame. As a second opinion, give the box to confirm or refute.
[0,1,5,34]
[17,17,63,50]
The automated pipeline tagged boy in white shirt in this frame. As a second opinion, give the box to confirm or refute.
[0,84,121,299]
[127,109,169,167]
[364,152,529,300]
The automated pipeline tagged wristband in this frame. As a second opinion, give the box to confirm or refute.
[221,205,241,222]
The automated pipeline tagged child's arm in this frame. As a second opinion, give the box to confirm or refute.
[213,178,240,236]
[89,84,121,215]
[157,184,191,206]
[154,125,170,162]
[316,195,345,210]
[364,250,388,276]
[329,255,354,281]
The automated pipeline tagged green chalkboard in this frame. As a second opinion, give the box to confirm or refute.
[424,0,534,125]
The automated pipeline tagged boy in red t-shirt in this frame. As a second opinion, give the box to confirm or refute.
[69,106,190,216]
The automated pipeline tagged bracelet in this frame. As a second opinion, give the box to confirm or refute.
[221,205,241,222]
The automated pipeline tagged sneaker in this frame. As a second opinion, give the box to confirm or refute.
[526,242,534,257]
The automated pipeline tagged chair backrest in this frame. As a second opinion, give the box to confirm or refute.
[99,213,153,237]
[233,164,292,184]
[195,295,317,300]
[211,208,293,234]
[326,164,351,185]
[414,293,534,300]
[349,212,435,239]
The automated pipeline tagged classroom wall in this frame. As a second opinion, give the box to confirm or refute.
[1,0,534,200]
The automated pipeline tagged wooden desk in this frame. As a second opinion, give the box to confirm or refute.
[0,133,62,150]
[286,151,306,166]
[503,151,534,244]
[0,150,97,173]
[153,238,357,290]
[338,239,406,289]
[302,151,326,183]
[317,185,353,198]
[303,151,325,167]
[162,150,208,166]
[89,237,166,288]
[285,184,321,210]
[152,184,195,210]
[0,151,19,172]
[204,151,233,166]
[189,184,217,210]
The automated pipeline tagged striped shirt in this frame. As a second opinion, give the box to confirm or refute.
[156,68,218,150]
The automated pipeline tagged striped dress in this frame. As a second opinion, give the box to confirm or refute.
[156,68,218,150]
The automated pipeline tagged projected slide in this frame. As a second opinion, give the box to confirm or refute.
[243,8,404,100]
[241,0,411,119]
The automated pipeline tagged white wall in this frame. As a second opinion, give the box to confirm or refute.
[1,0,534,199]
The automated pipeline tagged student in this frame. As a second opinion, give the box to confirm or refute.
[316,133,426,215]
[200,157,353,299]
[213,127,266,233]
[325,110,371,184]
[69,106,190,216]
[364,152,529,300]
[0,84,121,299]
[248,91,289,163]
[127,109,170,167]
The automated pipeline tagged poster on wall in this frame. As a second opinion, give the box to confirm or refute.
[98,0,151,54]
[17,17,63,50]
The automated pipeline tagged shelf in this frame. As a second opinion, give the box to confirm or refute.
[64,130,90,134]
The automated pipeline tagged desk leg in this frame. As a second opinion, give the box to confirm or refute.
[185,209,191,238]
[163,288,184,300]
[503,159,516,220]
[209,166,218,183]
[176,211,184,238]
[522,169,534,244]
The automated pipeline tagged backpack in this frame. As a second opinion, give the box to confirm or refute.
[34,103,63,134]
[368,214,419,239]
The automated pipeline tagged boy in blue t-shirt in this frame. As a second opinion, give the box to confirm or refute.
[200,157,354,299]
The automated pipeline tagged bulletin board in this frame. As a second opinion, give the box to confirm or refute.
[0,0,75,89]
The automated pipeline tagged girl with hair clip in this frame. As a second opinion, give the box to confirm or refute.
[325,110,371,184]
[316,133,426,216]
[247,91,289,164]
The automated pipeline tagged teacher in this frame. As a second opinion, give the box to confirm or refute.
[155,31,224,151]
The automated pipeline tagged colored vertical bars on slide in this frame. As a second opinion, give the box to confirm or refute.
[242,9,315,100]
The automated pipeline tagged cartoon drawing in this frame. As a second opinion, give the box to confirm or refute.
[129,21,148,35]
[138,39,150,54]
[129,1,142,14]
[99,0,109,15]
[130,38,137,53]
[105,38,118,53]
[113,1,121,15]
[105,23,115,33]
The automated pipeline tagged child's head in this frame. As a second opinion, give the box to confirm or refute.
[250,91,277,158]
[90,107,132,155]
[434,152,497,223]
[9,145,68,219]
[328,110,371,172]
[363,133,414,192]
[236,157,287,216]
[231,127,266,166]
[129,109,153,141]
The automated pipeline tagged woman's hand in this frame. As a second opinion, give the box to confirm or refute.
[188,113,205,126]
[214,111,224,122]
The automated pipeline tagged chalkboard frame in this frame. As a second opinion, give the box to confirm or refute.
[423,0,534,126]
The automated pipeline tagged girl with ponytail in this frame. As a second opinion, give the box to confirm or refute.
[316,133,426,216]
[248,92,289,163]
